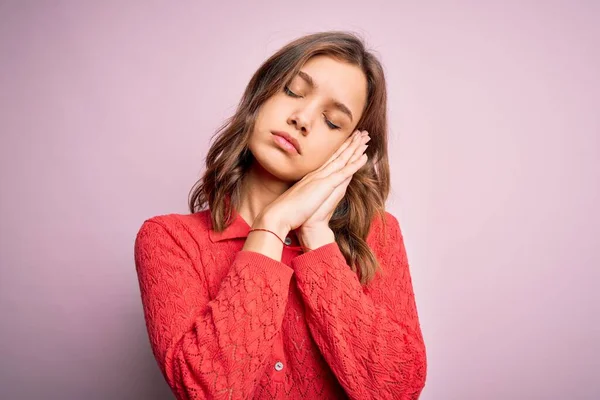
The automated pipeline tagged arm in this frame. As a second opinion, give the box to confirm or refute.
[134,219,293,399]
[291,214,427,399]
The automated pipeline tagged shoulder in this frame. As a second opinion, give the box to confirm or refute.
[134,210,212,260]
[138,210,212,234]
[370,210,403,241]
[365,210,405,264]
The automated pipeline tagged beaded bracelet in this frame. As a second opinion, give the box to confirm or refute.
[249,228,312,252]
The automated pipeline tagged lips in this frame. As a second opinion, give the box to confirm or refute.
[271,131,301,154]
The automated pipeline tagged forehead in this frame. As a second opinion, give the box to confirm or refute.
[295,55,367,121]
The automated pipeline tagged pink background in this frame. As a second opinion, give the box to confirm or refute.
[1,1,598,399]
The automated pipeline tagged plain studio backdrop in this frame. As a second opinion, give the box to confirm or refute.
[0,1,598,399]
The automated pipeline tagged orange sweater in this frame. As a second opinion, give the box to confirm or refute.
[133,208,427,399]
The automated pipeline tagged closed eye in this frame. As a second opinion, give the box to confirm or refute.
[325,118,341,130]
[283,85,301,98]
[283,86,341,130]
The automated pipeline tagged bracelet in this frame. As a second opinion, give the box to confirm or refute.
[248,228,312,252]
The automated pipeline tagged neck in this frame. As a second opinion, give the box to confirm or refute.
[237,160,293,226]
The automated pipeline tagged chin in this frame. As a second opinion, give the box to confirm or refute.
[252,151,303,182]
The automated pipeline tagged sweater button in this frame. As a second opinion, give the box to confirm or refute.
[274,361,284,371]
[284,236,292,245]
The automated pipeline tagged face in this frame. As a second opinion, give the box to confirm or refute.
[248,55,368,182]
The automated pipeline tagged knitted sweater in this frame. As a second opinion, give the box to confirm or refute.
[133,208,427,399]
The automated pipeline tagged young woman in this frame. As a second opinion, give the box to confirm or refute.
[134,31,427,399]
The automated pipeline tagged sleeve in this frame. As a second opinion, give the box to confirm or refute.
[134,219,294,400]
[290,214,427,400]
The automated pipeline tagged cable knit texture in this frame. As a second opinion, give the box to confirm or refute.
[134,208,426,399]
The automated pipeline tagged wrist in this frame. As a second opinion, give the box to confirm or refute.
[297,227,336,250]
[252,214,290,242]
[243,214,289,262]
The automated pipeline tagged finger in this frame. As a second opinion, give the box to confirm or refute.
[327,153,368,187]
[314,130,361,175]
[305,156,362,215]
[299,131,360,183]
[330,175,352,195]
[326,134,366,172]
[348,143,368,164]
[319,131,367,177]
[320,176,351,218]
[328,130,361,162]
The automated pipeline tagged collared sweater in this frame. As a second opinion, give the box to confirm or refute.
[133,208,427,399]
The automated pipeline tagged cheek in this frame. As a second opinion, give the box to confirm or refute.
[305,141,340,169]
[259,96,290,119]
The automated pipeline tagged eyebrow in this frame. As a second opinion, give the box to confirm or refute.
[296,70,354,122]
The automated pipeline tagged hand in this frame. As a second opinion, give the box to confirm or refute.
[299,130,371,232]
[262,129,370,233]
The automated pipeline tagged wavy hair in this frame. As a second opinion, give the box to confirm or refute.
[189,31,391,284]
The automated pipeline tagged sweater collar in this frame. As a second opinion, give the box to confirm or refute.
[208,207,252,242]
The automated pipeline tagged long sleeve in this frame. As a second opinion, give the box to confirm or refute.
[290,214,427,399]
[134,219,294,400]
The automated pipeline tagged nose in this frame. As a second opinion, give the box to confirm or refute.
[288,111,311,135]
